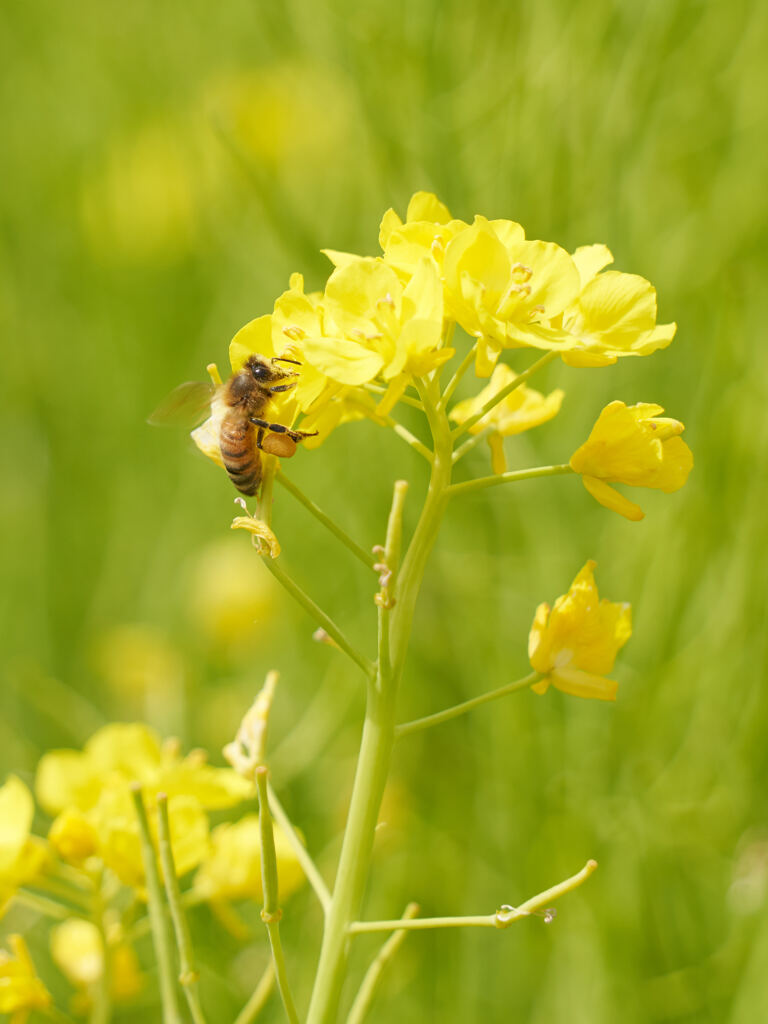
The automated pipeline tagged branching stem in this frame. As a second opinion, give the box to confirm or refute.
[396,672,540,738]
[267,781,332,914]
[448,463,573,498]
[345,903,420,1024]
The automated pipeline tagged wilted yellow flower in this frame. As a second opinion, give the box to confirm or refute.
[36,724,249,887]
[558,245,677,367]
[528,561,632,701]
[194,815,304,904]
[223,672,278,779]
[50,919,143,1006]
[570,402,693,521]
[443,217,580,374]
[0,776,47,915]
[0,935,51,1019]
[449,363,564,473]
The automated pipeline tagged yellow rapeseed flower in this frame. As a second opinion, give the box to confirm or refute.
[378,190,469,279]
[443,217,580,374]
[36,724,250,887]
[557,245,677,367]
[194,815,304,905]
[528,561,632,701]
[0,776,47,916]
[449,364,564,473]
[570,401,693,521]
[0,935,51,1020]
[50,918,143,1007]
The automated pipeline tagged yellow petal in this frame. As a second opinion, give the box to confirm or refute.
[551,667,619,701]
[575,271,657,341]
[488,432,507,475]
[0,778,33,877]
[229,315,275,372]
[581,475,645,521]
[405,191,452,224]
[571,244,613,287]
[35,750,101,816]
[85,724,163,780]
[50,919,103,987]
[378,207,402,249]
[302,336,384,386]
[231,517,281,558]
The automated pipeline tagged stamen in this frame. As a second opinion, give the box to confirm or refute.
[511,262,533,282]
[282,325,306,341]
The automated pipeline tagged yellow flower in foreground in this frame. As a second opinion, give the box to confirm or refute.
[194,815,304,904]
[0,935,51,1019]
[528,561,632,701]
[449,364,564,473]
[378,190,468,279]
[0,776,47,916]
[570,402,693,521]
[50,919,143,1005]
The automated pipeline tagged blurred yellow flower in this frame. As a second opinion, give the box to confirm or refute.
[95,624,184,700]
[0,777,47,916]
[443,217,580,374]
[187,537,281,651]
[0,935,51,1020]
[558,245,677,367]
[449,364,564,473]
[194,815,304,904]
[570,401,693,521]
[528,561,632,701]
[50,919,143,1006]
[36,724,249,887]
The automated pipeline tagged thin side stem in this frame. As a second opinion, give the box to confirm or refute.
[261,557,375,680]
[448,464,574,499]
[88,874,111,1024]
[156,794,207,1024]
[233,963,276,1024]
[14,888,77,921]
[130,786,183,1024]
[349,860,598,934]
[451,425,494,465]
[386,418,433,462]
[363,382,424,411]
[255,768,300,1024]
[439,340,477,410]
[276,471,376,570]
[267,781,332,914]
[450,351,559,440]
[345,903,420,1024]
[395,672,540,738]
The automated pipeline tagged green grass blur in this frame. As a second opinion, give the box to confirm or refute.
[1,0,767,1020]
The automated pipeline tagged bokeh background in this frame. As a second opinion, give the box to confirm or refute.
[2,0,767,1020]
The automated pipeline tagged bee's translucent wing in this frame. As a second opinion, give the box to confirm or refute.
[147,381,216,428]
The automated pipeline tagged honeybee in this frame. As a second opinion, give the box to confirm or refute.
[149,355,317,495]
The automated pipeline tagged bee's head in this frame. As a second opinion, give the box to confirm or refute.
[245,355,299,384]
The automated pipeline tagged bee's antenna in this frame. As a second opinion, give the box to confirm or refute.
[273,356,302,367]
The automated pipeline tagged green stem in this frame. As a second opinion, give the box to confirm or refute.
[305,379,453,1024]
[448,464,573,498]
[130,786,183,1024]
[156,794,207,1024]
[88,873,111,1024]
[386,418,433,462]
[450,350,559,440]
[439,339,477,410]
[13,888,78,921]
[395,672,540,738]
[261,557,375,679]
[345,903,420,1024]
[233,962,276,1024]
[255,768,300,1024]
[349,860,597,933]
[267,781,332,913]
[276,471,377,569]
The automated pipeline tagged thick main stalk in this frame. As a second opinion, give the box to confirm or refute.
[305,398,453,1024]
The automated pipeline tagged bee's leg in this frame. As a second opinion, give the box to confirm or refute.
[254,427,267,451]
[268,382,297,394]
[250,418,319,442]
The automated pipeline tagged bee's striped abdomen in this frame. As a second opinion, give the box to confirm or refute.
[219,415,262,495]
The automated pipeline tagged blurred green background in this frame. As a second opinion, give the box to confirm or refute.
[2,0,767,1020]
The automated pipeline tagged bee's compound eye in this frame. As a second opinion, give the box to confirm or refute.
[250,361,270,380]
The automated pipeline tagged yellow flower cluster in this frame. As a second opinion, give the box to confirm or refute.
[192,191,681,465]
